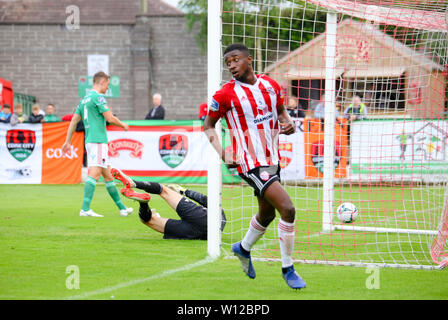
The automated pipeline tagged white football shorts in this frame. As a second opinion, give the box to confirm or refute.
[86,143,110,169]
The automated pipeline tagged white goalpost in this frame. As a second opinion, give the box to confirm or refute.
[322,11,338,233]
[207,0,223,259]
[207,0,448,269]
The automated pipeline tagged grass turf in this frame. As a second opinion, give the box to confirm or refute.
[0,184,447,300]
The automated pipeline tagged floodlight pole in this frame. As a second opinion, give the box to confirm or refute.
[322,12,337,232]
[207,0,223,259]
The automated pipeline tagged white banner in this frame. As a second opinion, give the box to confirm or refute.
[106,127,213,179]
[0,123,42,183]
[351,119,448,178]
[106,122,306,182]
[279,120,305,181]
[0,122,307,184]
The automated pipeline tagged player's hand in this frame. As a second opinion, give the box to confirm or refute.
[222,151,240,169]
[123,123,129,131]
[62,142,71,155]
[279,121,295,135]
[225,161,240,169]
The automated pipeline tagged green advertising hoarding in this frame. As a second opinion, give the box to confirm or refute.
[78,75,120,98]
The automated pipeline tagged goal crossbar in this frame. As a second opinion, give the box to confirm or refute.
[307,0,448,32]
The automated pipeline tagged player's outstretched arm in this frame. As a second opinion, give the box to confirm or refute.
[204,115,238,168]
[277,104,296,135]
[185,189,208,208]
[62,113,82,154]
[103,110,129,131]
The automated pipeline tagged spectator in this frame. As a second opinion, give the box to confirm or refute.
[0,104,12,123]
[61,113,73,122]
[10,103,27,126]
[28,104,45,123]
[309,98,319,112]
[363,90,374,110]
[286,97,306,119]
[145,93,165,120]
[344,95,368,121]
[335,101,344,124]
[313,94,324,119]
[62,113,85,132]
[43,103,61,122]
[314,93,340,119]
[38,105,45,116]
[198,102,208,121]
[336,100,342,117]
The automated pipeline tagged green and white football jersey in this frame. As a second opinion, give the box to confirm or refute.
[75,90,110,143]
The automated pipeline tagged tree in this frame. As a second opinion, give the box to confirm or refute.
[179,0,327,72]
[179,0,208,53]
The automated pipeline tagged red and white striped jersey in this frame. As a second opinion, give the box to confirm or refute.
[208,74,284,173]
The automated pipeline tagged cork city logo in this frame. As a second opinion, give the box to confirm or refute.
[159,134,188,168]
[279,142,293,169]
[108,139,143,159]
[310,140,341,173]
[6,129,36,162]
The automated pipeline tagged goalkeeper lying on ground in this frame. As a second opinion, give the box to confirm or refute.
[111,168,226,240]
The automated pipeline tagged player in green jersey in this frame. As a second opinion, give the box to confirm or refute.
[62,71,132,217]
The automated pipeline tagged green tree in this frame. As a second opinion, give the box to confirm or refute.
[179,0,326,71]
[179,0,208,53]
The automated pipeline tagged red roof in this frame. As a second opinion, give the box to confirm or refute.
[0,0,183,24]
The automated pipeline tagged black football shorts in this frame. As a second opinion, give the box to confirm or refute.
[163,198,208,240]
[239,165,281,198]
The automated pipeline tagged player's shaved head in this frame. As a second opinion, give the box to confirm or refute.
[224,43,250,56]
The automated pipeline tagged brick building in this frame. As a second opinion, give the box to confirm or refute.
[0,0,207,120]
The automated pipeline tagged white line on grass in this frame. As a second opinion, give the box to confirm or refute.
[64,256,215,300]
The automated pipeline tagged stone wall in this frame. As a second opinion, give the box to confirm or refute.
[0,15,207,120]
[147,16,207,120]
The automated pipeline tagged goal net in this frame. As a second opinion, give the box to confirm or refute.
[208,0,448,269]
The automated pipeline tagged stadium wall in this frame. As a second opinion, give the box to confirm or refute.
[0,16,207,121]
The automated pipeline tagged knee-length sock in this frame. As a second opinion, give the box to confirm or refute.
[278,219,295,269]
[105,180,126,210]
[81,177,97,211]
[241,215,267,253]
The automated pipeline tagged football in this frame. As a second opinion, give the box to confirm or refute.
[336,202,358,223]
[20,168,32,177]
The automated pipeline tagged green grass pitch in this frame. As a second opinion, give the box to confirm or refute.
[0,184,447,300]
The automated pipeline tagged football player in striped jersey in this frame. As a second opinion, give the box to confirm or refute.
[204,43,306,289]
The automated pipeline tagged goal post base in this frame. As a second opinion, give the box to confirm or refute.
[254,257,440,270]
[333,225,439,236]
